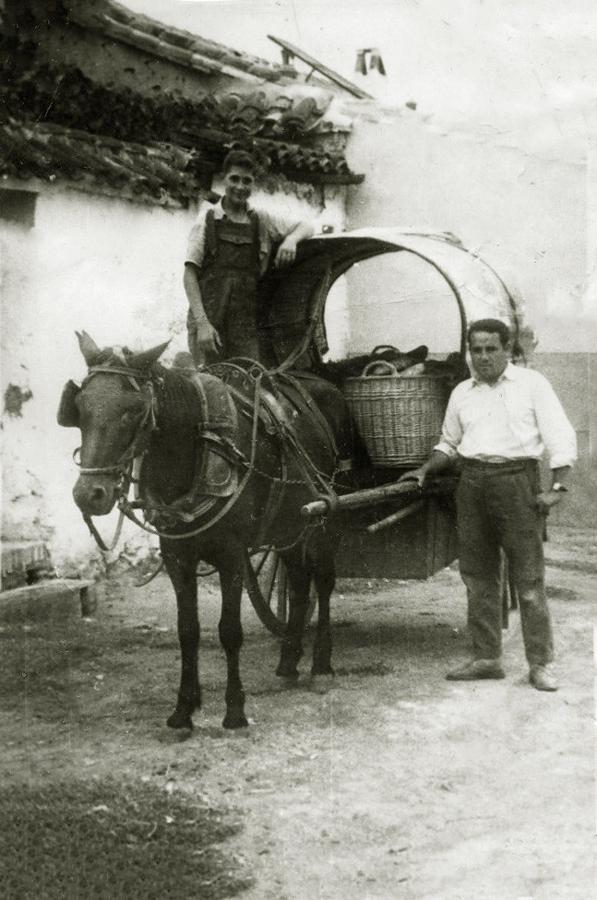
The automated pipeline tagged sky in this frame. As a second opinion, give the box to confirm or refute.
[123,0,596,160]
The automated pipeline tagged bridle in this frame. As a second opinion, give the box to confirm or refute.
[76,365,157,477]
[75,364,157,551]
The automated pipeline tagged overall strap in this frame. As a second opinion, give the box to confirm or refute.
[204,207,218,265]
[249,208,260,243]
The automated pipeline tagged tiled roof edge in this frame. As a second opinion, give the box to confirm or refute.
[68,0,298,83]
[0,118,217,207]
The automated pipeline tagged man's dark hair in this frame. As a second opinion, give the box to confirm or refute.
[467,318,511,348]
[222,150,258,175]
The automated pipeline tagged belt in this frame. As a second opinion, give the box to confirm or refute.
[461,457,537,474]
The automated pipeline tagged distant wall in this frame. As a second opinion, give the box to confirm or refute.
[533,353,597,527]
[1,178,345,568]
[344,104,597,353]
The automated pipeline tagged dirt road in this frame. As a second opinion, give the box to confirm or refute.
[1,526,594,899]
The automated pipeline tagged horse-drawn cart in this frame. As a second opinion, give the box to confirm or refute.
[243,228,524,634]
[60,227,525,730]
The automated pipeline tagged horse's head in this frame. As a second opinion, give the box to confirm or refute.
[59,331,168,517]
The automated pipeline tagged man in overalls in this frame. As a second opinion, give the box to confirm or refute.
[184,150,315,365]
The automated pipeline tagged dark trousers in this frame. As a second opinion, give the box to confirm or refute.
[456,460,554,666]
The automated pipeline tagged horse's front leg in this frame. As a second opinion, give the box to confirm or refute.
[161,540,201,730]
[276,548,311,680]
[311,554,335,678]
[218,552,248,729]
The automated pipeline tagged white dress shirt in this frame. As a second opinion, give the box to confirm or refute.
[435,362,577,468]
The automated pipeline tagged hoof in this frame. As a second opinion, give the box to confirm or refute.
[222,712,249,730]
[167,709,194,730]
[276,662,300,679]
[309,673,335,694]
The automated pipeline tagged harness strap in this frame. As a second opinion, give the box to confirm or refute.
[77,366,157,477]
[120,371,266,542]
[253,461,288,549]
[209,363,339,508]
[275,371,340,461]
[77,384,156,476]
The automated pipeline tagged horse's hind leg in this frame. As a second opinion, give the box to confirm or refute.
[161,540,201,730]
[218,552,248,729]
[276,549,311,680]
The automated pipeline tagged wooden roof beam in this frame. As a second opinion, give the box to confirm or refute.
[268,35,373,100]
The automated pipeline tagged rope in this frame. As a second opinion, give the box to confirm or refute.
[83,507,126,553]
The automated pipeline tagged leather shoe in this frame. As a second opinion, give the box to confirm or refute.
[446,659,505,681]
[529,664,558,692]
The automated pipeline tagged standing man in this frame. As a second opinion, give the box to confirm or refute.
[403,318,577,691]
[184,150,315,365]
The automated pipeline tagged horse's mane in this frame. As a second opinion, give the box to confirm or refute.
[152,364,202,433]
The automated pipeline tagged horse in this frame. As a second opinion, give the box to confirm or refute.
[58,331,359,731]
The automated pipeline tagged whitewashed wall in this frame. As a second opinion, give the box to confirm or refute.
[344,103,597,354]
[341,106,597,524]
[1,180,346,570]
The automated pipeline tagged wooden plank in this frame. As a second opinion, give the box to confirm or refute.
[1,540,49,576]
[366,499,426,533]
[268,35,373,99]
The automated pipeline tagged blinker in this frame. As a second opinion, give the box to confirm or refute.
[57,379,81,428]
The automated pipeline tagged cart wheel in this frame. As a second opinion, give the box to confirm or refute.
[243,548,316,636]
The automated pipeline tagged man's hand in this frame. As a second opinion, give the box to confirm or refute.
[397,467,427,489]
[535,490,563,515]
[195,319,222,358]
[274,236,298,269]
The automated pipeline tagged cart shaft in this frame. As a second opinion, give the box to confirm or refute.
[301,479,420,518]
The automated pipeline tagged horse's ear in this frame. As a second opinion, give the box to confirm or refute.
[76,330,101,366]
[126,340,170,370]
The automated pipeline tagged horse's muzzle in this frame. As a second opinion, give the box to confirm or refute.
[73,475,119,516]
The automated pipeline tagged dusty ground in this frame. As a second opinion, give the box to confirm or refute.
[1,526,595,899]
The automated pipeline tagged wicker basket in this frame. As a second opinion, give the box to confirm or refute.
[343,360,450,467]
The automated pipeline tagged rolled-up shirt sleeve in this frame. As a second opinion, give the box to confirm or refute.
[257,207,301,242]
[184,206,209,269]
[532,373,577,468]
[434,385,465,458]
